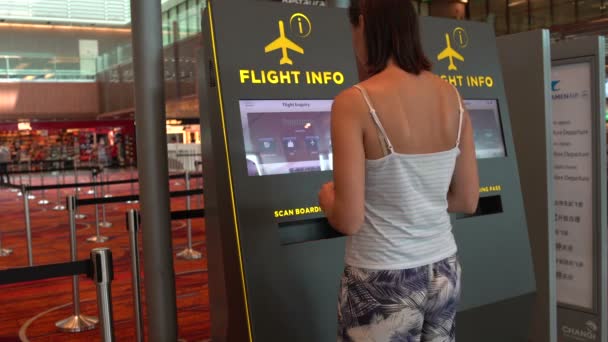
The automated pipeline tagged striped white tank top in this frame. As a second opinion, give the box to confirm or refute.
[344,85,464,270]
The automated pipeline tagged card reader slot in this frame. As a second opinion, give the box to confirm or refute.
[456,195,503,219]
[279,217,343,246]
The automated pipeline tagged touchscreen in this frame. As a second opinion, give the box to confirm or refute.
[464,99,506,159]
[239,99,333,176]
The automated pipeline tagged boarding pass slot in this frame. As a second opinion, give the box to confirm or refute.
[279,217,343,246]
[456,195,503,219]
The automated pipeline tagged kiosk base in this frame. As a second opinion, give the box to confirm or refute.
[458,293,535,342]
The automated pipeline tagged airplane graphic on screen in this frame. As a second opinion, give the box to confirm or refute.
[264,20,304,65]
[437,33,464,71]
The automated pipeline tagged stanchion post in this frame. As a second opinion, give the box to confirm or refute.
[126,165,138,204]
[17,165,24,197]
[86,170,95,195]
[0,229,13,257]
[52,169,66,211]
[61,160,66,188]
[56,196,98,332]
[176,171,201,260]
[126,210,144,342]
[38,161,49,205]
[22,185,33,266]
[26,161,35,200]
[104,167,112,197]
[196,162,202,209]
[87,172,109,243]
[74,159,81,193]
[90,247,115,342]
[99,177,112,228]
[74,165,88,220]
[8,163,18,192]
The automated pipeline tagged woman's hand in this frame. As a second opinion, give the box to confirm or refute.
[318,181,335,216]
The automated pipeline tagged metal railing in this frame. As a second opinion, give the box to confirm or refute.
[0,55,98,82]
[167,144,201,173]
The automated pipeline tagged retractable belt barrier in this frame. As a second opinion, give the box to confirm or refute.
[11,169,203,266]
[0,248,116,341]
[0,259,91,285]
[1,183,22,190]
[3,172,202,191]
[4,165,100,177]
[75,189,204,207]
[171,208,205,221]
[25,177,138,192]
[169,172,203,180]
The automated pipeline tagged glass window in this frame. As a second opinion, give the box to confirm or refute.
[530,0,550,29]
[411,0,419,14]
[419,1,429,16]
[553,0,575,25]
[178,3,189,40]
[577,0,602,22]
[188,0,200,35]
[508,0,528,33]
[489,0,507,35]
[469,0,488,21]
[0,57,8,79]
[168,7,177,43]
[166,12,173,45]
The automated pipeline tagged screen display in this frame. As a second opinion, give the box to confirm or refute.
[239,98,506,177]
[239,99,333,176]
[464,99,506,159]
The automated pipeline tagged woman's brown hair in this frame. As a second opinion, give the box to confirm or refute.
[349,0,432,76]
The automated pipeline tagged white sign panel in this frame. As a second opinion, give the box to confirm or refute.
[79,40,99,77]
[552,62,594,310]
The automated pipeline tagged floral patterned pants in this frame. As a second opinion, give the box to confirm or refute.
[338,255,461,342]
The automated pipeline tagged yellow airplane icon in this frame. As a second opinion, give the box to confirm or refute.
[264,20,304,65]
[437,33,464,71]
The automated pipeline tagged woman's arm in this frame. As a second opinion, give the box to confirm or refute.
[448,109,479,214]
[319,89,366,235]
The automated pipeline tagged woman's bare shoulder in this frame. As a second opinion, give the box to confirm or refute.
[332,86,370,121]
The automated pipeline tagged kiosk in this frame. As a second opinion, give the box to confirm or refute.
[200,2,535,341]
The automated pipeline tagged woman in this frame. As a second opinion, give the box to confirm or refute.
[318,0,479,341]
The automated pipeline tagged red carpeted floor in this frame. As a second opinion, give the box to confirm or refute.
[0,170,210,341]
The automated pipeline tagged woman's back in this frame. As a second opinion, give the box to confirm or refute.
[359,68,461,159]
[344,67,464,270]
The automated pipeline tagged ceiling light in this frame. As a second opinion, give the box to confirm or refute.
[0,22,130,33]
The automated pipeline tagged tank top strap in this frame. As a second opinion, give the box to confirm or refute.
[451,84,464,148]
[353,85,394,154]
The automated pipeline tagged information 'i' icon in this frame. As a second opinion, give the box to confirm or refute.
[289,13,312,38]
[452,27,468,49]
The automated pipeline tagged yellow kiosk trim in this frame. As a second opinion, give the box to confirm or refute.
[208,3,254,341]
